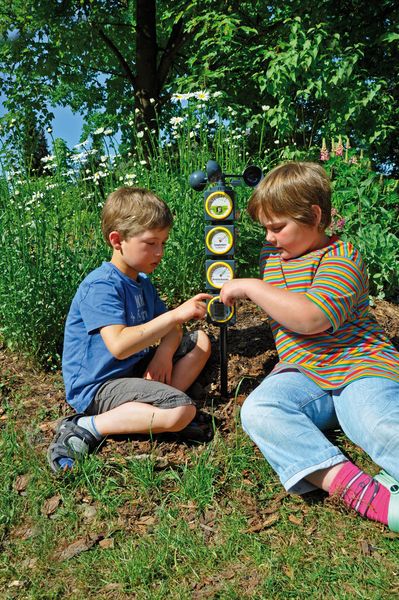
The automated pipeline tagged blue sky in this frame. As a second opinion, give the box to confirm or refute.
[0,93,85,150]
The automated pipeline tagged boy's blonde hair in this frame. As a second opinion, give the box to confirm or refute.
[248,161,332,229]
[101,187,173,246]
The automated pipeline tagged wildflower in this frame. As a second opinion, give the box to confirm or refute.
[103,128,113,135]
[100,155,108,163]
[171,92,192,102]
[334,135,344,157]
[93,127,105,135]
[208,119,216,125]
[213,91,223,98]
[135,108,140,114]
[189,131,195,138]
[140,160,147,165]
[194,90,209,101]
[149,98,156,104]
[41,154,55,163]
[170,116,184,126]
[262,105,270,111]
[137,131,144,138]
[274,140,279,145]
[349,155,358,164]
[47,127,53,133]
[320,138,330,161]
[74,140,89,149]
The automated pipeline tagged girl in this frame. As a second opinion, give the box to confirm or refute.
[220,161,399,531]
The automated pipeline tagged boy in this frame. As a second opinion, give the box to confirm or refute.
[220,161,399,532]
[48,187,212,472]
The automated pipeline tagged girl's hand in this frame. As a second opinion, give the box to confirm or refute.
[220,280,249,306]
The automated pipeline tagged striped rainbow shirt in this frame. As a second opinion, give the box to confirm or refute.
[260,238,399,389]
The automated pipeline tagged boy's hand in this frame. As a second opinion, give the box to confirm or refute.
[220,280,249,306]
[172,293,213,324]
[143,351,173,385]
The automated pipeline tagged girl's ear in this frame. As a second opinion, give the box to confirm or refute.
[311,204,323,228]
[109,230,122,250]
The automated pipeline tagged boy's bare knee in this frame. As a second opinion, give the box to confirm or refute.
[166,404,196,432]
[195,330,212,359]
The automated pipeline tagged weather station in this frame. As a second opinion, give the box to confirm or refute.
[189,160,262,397]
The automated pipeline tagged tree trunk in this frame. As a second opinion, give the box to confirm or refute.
[135,0,159,149]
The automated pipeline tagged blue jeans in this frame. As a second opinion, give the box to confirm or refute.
[241,370,399,494]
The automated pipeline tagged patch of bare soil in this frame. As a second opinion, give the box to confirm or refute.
[1,299,398,464]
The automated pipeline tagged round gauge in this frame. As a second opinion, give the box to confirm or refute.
[207,296,235,324]
[206,261,234,289]
[205,226,234,255]
[205,191,233,220]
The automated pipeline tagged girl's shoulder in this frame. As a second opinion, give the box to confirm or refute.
[322,237,362,262]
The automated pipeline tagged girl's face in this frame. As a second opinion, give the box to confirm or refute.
[259,208,328,260]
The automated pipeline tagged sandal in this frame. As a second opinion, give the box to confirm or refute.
[374,470,399,532]
[177,412,214,443]
[47,414,100,473]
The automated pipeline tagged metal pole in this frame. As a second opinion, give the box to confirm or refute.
[219,325,228,398]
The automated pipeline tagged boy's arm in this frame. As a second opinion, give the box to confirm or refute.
[220,278,330,335]
[100,293,210,360]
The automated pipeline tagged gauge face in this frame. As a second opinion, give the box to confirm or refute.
[205,191,233,220]
[206,261,234,289]
[207,296,235,323]
[205,226,234,255]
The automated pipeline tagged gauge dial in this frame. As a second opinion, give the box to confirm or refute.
[206,261,234,289]
[207,296,235,323]
[205,191,233,220]
[205,226,234,255]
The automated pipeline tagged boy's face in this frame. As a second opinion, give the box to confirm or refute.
[259,211,327,260]
[113,227,170,279]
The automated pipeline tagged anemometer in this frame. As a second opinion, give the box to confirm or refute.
[189,160,262,397]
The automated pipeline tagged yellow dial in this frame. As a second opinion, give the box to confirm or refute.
[205,226,234,255]
[205,191,233,220]
[206,261,234,289]
[207,296,235,323]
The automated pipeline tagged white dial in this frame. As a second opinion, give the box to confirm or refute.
[206,261,234,288]
[205,191,233,220]
[206,226,234,254]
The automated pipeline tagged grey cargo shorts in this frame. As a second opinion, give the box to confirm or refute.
[85,331,198,415]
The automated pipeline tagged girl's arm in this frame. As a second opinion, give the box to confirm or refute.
[220,278,331,335]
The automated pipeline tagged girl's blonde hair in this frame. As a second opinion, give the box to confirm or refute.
[101,187,173,247]
[248,161,332,229]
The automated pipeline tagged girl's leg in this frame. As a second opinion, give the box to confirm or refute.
[333,377,399,481]
[171,330,211,391]
[240,370,345,494]
[308,378,399,531]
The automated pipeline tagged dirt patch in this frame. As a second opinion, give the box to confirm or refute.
[1,299,399,462]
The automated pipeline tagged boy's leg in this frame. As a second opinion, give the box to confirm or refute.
[94,401,195,436]
[49,378,196,471]
[170,330,211,392]
[240,370,345,494]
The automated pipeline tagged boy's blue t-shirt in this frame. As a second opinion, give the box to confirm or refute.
[62,262,168,413]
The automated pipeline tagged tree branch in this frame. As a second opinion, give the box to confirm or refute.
[157,17,188,91]
[95,26,137,90]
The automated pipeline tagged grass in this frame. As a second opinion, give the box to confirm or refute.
[1,351,399,599]
[0,98,398,598]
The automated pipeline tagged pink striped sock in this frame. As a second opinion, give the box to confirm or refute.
[329,462,389,526]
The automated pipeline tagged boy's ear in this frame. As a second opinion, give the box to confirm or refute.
[109,230,122,250]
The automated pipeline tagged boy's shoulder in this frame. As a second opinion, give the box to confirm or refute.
[82,262,150,288]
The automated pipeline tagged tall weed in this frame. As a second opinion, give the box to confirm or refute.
[0,97,397,367]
